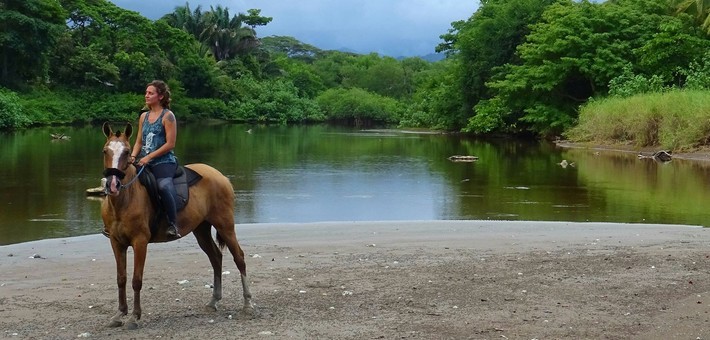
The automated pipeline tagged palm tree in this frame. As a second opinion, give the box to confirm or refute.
[164,3,212,46]
[674,0,710,34]
[165,3,259,61]
[202,5,258,61]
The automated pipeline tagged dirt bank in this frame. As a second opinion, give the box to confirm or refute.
[2,221,710,339]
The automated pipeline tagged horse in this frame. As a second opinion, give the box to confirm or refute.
[100,122,254,329]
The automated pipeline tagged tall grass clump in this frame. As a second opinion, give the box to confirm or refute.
[566,90,710,150]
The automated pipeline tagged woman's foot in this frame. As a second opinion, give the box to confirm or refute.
[167,223,181,239]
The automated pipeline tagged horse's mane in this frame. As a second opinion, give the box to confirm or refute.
[114,130,123,137]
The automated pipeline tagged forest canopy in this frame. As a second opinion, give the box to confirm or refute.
[1,0,708,139]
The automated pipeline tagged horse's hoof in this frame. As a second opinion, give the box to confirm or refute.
[107,312,124,328]
[239,304,257,319]
[204,303,218,312]
[107,320,123,328]
[124,315,140,330]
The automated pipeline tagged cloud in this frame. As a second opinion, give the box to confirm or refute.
[108,0,479,56]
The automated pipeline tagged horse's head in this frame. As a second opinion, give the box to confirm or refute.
[102,122,133,196]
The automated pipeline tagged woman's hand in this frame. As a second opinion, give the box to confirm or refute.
[137,155,151,167]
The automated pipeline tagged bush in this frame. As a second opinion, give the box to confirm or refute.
[682,53,710,90]
[316,87,401,125]
[228,78,324,124]
[89,92,145,123]
[566,89,710,150]
[177,98,229,121]
[0,89,31,129]
[17,89,83,125]
[608,66,668,98]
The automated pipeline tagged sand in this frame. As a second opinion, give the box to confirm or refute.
[2,220,710,339]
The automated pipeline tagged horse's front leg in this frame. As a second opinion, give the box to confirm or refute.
[192,224,225,311]
[108,242,128,327]
[125,241,148,330]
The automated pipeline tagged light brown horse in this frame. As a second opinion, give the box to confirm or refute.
[100,122,254,329]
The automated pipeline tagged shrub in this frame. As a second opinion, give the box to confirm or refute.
[316,87,401,125]
[566,89,710,150]
[0,89,31,129]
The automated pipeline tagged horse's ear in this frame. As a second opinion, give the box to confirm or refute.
[124,123,132,139]
[102,122,112,138]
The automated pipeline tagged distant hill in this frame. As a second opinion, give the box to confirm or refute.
[336,47,360,54]
[418,53,445,62]
[333,47,446,62]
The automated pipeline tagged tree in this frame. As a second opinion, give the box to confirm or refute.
[674,0,710,34]
[53,0,175,91]
[260,36,324,62]
[636,15,710,85]
[473,0,677,136]
[202,5,258,61]
[0,0,66,88]
[239,9,272,29]
[165,4,261,62]
[162,3,210,43]
[437,0,557,131]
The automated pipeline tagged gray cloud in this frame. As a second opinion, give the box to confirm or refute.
[108,0,479,57]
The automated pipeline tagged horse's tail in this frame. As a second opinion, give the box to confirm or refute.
[216,232,226,250]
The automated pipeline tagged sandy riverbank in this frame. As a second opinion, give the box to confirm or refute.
[2,220,710,339]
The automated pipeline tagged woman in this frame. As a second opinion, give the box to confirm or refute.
[129,80,181,239]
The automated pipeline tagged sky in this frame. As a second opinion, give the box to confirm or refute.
[108,0,480,57]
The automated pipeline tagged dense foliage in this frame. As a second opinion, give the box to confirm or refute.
[0,0,709,142]
[567,90,710,149]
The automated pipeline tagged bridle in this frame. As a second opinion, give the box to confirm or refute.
[103,162,145,195]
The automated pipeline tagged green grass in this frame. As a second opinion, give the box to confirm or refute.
[565,90,710,151]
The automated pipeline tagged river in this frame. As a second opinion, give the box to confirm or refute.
[0,123,707,245]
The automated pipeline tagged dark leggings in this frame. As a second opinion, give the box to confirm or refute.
[150,162,178,225]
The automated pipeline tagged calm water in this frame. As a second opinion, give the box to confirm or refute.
[1,123,709,245]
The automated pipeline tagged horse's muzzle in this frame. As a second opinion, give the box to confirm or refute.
[104,175,122,196]
[103,168,126,196]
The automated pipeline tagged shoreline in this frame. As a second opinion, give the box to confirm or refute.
[556,141,710,163]
[2,221,710,339]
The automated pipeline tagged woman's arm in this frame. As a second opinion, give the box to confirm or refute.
[130,112,146,163]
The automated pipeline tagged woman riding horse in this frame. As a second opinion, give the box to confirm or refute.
[101,122,254,329]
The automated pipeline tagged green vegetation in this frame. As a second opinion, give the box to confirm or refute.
[566,90,710,150]
[1,0,709,149]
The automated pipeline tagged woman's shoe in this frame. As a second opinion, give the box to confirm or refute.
[167,223,181,239]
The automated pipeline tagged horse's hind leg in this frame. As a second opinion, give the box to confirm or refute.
[193,222,223,311]
[214,220,254,314]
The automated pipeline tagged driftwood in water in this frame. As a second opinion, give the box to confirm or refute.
[51,133,70,140]
[558,160,576,168]
[86,186,106,196]
[637,150,672,163]
[448,155,479,162]
[86,178,106,196]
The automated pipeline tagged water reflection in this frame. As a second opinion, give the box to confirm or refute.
[0,124,708,245]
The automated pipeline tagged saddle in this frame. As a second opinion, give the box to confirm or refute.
[138,165,202,236]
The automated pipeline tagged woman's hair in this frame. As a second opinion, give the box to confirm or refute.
[147,80,171,109]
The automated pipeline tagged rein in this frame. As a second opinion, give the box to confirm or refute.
[122,164,145,188]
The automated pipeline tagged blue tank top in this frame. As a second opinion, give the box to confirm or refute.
[139,109,177,165]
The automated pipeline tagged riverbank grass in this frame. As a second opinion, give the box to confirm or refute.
[565,90,710,150]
